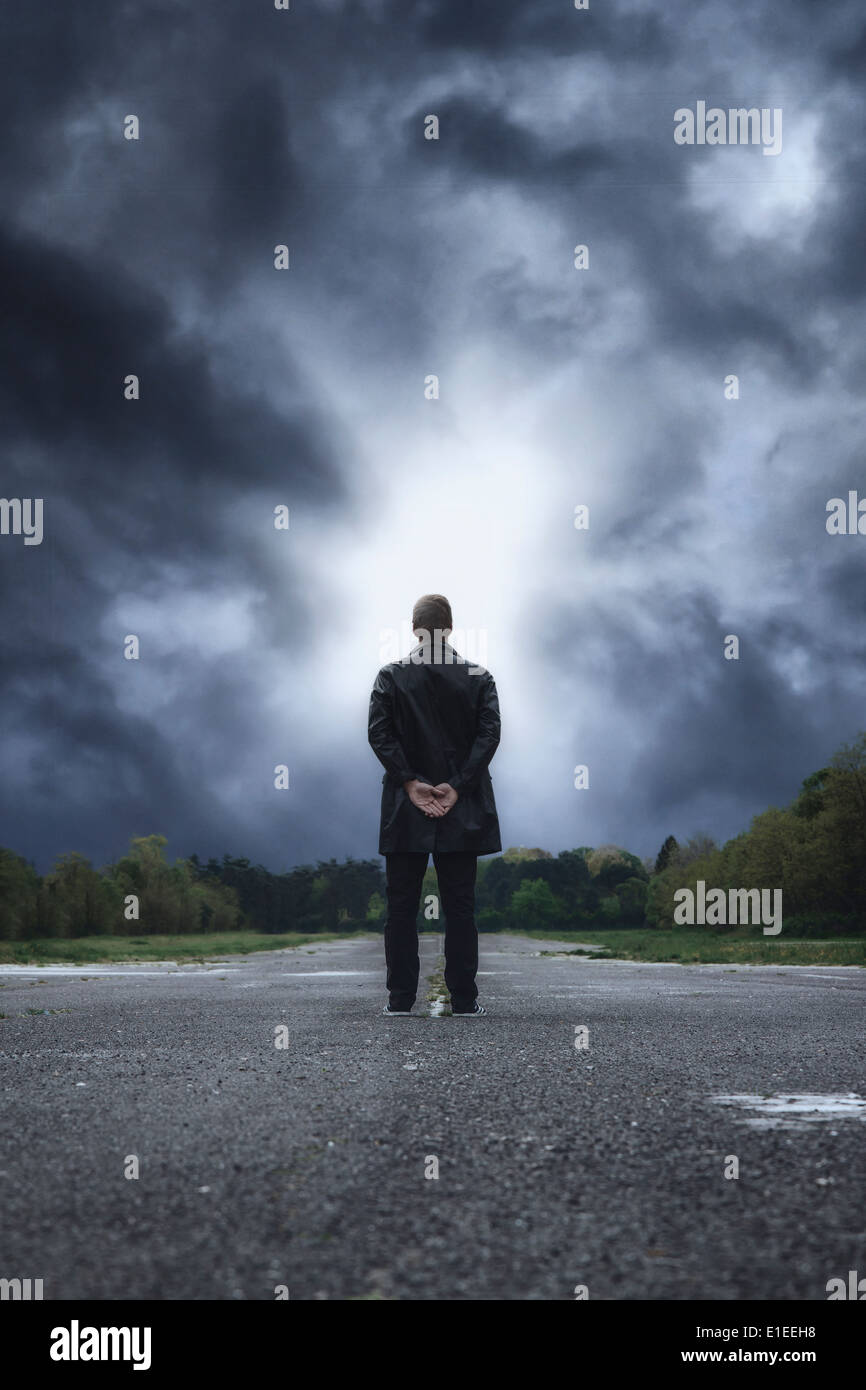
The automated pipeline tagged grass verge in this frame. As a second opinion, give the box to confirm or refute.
[0,930,375,966]
[502,928,866,966]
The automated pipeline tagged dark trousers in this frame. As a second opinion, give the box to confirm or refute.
[384,851,479,1010]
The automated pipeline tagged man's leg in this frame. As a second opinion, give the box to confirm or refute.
[383,852,429,1009]
[434,851,479,1012]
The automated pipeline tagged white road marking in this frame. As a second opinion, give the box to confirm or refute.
[281,971,378,977]
[711,1092,866,1127]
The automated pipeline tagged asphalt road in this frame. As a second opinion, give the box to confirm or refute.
[0,934,863,1300]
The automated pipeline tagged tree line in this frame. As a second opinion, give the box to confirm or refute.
[1,732,863,939]
[645,732,866,937]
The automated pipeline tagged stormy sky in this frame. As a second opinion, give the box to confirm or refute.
[1,0,864,876]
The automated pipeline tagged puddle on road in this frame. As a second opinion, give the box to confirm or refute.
[711,1092,866,1129]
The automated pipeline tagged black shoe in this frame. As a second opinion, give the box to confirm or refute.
[383,1003,413,1016]
[452,1002,486,1016]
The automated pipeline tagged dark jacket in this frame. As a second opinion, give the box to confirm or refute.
[368,641,502,856]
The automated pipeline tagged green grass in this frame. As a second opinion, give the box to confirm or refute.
[3,927,862,969]
[0,930,375,966]
[425,958,451,1014]
[503,928,866,966]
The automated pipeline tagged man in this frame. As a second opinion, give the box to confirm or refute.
[368,594,501,1017]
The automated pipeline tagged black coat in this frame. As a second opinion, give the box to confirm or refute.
[368,642,502,856]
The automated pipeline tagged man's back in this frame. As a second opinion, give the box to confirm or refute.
[369,597,498,1017]
[369,640,502,856]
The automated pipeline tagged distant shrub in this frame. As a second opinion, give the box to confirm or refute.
[477,907,506,933]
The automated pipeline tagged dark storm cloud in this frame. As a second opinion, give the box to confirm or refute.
[0,226,340,499]
[818,546,866,627]
[205,77,303,249]
[416,0,673,61]
[1,0,865,875]
[0,204,347,872]
[390,96,827,383]
[829,22,866,77]
[5,640,233,869]
[536,586,848,853]
[409,97,613,185]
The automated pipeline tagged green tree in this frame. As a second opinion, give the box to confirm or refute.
[791,768,831,820]
[615,876,648,925]
[587,845,648,892]
[599,894,622,924]
[44,853,122,937]
[654,835,679,874]
[107,836,204,935]
[509,878,562,931]
[0,849,40,940]
[672,834,718,869]
[366,891,385,924]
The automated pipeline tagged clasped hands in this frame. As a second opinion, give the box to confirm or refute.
[404,779,459,817]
